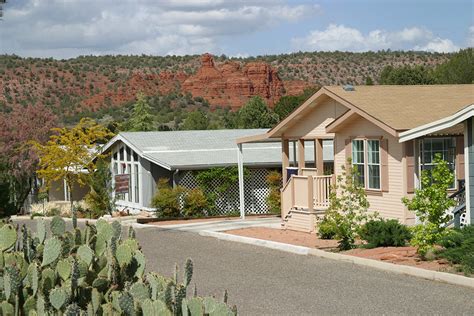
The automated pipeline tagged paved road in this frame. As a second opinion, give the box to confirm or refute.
[13,218,474,315]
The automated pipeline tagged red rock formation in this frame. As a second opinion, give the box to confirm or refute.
[182,53,289,109]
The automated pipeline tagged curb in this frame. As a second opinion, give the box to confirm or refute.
[200,230,474,289]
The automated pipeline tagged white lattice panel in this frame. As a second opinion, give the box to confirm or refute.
[177,169,273,215]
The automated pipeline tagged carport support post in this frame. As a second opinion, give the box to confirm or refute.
[237,143,245,219]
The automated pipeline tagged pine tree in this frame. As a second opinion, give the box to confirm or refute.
[129,93,155,131]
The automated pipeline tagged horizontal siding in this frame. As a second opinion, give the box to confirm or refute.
[334,116,409,223]
[286,212,315,232]
[284,99,347,139]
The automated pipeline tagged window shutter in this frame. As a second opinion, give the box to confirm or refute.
[405,140,415,194]
[380,139,389,192]
[456,136,465,180]
[345,138,352,170]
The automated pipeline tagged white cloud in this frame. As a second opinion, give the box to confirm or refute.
[468,26,474,47]
[0,0,321,58]
[292,24,460,53]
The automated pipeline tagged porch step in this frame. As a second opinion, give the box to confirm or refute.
[281,208,326,233]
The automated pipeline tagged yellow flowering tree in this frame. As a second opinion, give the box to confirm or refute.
[32,118,114,212]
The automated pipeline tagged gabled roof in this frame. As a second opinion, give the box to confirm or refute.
[324,85,474,131]
[238,84,474,143]
[102,129,334,170]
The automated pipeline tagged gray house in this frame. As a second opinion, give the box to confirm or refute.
[101,129,333,215]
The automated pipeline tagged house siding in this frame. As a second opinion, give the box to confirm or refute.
[283,98,347,139]
[334,115,412,223]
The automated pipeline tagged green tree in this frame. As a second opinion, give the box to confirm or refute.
[237,96,279,128]
[433,48,474,84]
[128,93,155,131]
[181,110,209,130]
[365,76,374,85]
[379,65,434,85]
[402,154,456,256]
[32,118,113,213]
[274,87,319,120]
[85,159,115,218]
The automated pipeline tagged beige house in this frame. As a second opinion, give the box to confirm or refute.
[237,84,474,232]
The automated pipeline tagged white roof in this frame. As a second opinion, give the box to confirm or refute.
[102,129,334,170]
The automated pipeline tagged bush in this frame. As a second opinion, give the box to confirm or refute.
[318,217,337,239]
[0,217,237,314]
[151,178,184,218]
[359,219,411,248]
[438,225,474,275]
[266,171,281,215]
[182,188,208,217]
[323,160,376,250]
[402,154,456,256]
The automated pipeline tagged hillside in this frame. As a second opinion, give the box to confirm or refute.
[0,51,451,123]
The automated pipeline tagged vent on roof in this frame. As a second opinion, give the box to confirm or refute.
[343,84,355,91]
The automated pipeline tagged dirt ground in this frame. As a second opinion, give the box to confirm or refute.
[224,227,456,273]
[225,227,339,249]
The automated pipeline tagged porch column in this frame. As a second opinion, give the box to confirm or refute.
[298,139,305,173]
[465,118,474,224]
[315,138,324,175]
[237,143,245,220]
[282,139,290,184]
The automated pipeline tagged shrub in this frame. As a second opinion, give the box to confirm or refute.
[359,219,411,248]
[0,217,237,314]
[151,178,184,218]
[266,171,282,215]
[438,225,474,275]
[323,160,376,250]
[182,188,208,217]
[318,217,337,240]
[402,154,456,256]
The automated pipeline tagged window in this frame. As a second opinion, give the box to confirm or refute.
[352,139,381,190]
[352,140,365,186]
[419,137,456,189]
[367,140,381,190]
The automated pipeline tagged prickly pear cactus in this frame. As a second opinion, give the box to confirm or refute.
[0,225,17,251]
[41,237,62,267]
[50,287,69,310]
[0,219,237,315]
[50,216,66,237]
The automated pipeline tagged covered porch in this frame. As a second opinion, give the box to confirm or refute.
[236,134,335,233]
[399,104,474,227]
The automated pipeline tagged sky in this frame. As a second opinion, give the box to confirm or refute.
[0,0,472,59]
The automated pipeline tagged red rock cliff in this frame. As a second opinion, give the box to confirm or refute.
[182,53,290,109]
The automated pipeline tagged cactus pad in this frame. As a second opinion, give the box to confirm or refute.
[41,237,62,267]
[36,219,47,244]
[77,245,94,266]
[130,282,150,300]
[111,221,122,240]
[50,287,69,310]
[116,244,133,267]
[142,299,172,316]
[4,266,21,299]
[56,259,72,281]
[0,224,17,251]
[27,263,39,296]
[50,216,66,237]
[184,258,194,287]
[118,292,135,315]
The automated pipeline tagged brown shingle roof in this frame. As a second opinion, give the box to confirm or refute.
[324,84,474,130]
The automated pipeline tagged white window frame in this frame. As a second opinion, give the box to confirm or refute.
[418,137,456,190]
[111,144,140,205]
[352,139,382,191]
